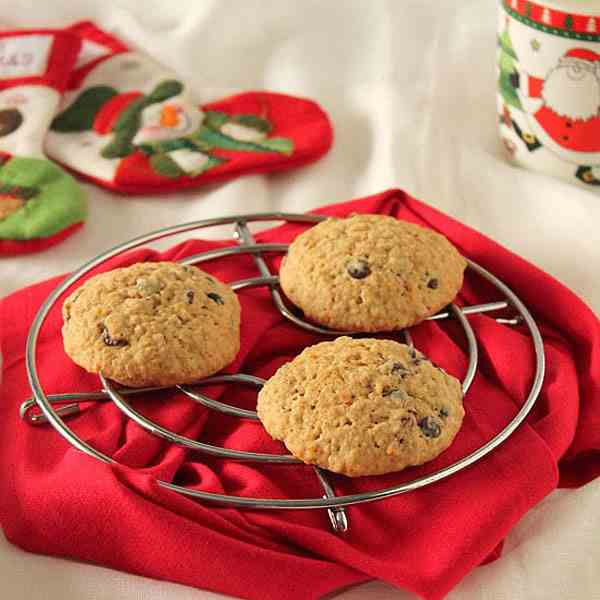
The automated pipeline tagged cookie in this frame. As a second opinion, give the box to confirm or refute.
[62,262,241,387]
[279,214,467,331]
[257,337,464,477]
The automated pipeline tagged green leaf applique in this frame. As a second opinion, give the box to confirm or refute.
[196,125,294,155]
[51,86,118,132]
[203,110,230,131]
[149,151,224,178]
[149,153,185,178]
[147,80,184,103]
[138,135,211,156]
[188,155,224,176]
[101,96,146,158]
[231,113,272,133]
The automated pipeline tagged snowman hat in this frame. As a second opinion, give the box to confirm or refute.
[563,48,600,62]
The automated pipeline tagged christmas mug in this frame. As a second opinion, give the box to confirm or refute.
[498,0,600,190]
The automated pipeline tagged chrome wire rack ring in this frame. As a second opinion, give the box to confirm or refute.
[22,212,545,534]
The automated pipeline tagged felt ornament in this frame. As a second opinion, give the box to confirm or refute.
[45,22,333,195]
[0,29,86,255]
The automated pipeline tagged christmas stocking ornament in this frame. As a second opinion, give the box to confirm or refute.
[45,21,333,195]
[0,29,86,255]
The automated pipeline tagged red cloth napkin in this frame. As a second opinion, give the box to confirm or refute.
[1,189,599,600]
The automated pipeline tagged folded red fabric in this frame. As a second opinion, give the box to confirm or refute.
[1,189,598,600]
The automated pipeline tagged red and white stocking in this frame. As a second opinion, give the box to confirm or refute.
[45,21,333,195]
[0,29,86,255]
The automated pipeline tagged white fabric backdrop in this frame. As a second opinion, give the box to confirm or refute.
[1,0,599,598]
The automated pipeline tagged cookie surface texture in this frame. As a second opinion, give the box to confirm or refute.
[279,214,467,331]
[257,337,464,477]
[62,262,241,387]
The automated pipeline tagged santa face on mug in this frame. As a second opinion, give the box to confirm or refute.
[498,0,600,188]
[518,48,600,161]
[542,55,600,121]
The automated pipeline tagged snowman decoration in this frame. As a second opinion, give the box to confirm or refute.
[511,48,600,185]
[98,80,215,177]
[51,63,293,181]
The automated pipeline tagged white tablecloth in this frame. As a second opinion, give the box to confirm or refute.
[1,1,599,598]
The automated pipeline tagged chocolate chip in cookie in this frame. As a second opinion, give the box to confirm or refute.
[418,416,442,438]
[346,258,371,279]
[99,324,128,348]
[206,291,224,305]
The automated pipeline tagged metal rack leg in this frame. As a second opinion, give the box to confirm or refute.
[234,221,350,534]
[314,468,349,534]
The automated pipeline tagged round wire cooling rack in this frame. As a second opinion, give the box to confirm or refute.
[20,212,545,535]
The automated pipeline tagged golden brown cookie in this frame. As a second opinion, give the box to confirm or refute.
[279,214,467,331]
[62,262,240,387]
[257,337,464,477]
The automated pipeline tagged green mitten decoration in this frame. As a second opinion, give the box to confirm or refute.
[0,157,86,241]
[51,85,118,132]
